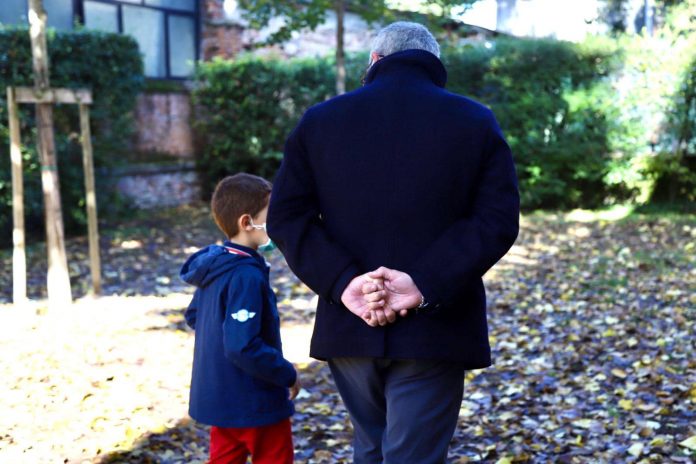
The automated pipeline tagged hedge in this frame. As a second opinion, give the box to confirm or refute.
[193,38,622,209]
[0,27,144,248]
[192,54,368,194]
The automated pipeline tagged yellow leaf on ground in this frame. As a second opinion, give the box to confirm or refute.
[679,435,696,450]
[619,399,633,410]
[627,442,644,457]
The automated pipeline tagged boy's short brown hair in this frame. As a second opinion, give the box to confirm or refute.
[211,173,272,238]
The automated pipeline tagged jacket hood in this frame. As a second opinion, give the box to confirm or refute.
[364,48,448,88]
[180,242,265,288]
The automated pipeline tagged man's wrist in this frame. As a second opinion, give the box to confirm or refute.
[407,269,442,311]
[415,293,429,311]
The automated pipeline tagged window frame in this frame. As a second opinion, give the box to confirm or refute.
[74,0,200,80]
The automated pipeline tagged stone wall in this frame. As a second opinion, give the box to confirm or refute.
[111,162,201,209]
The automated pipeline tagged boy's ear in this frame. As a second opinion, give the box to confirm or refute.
[238,213,252,231]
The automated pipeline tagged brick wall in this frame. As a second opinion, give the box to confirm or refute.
[134,92,194,158]
[201,0,246,60]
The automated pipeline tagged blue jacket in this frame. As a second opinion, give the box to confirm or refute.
[268,49,520,368]
[180,241,296,428]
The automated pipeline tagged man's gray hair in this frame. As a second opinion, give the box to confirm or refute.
[371,22,440,58]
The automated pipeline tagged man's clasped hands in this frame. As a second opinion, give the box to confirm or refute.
[340,266,425,327]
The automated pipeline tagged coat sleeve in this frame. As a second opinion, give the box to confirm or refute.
[407,111,520,309]
[222,272,297,388]
[184,290,199,329]
[267,113,362,304]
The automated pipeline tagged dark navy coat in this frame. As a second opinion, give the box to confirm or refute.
[180,241,296,427]
[268,49,520,368]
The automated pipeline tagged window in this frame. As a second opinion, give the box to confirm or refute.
[84,1,119,33]
[145,0,195,12]
[0,0,199,79]
[0,0,27,26]
[81,0,199,79]
[123,5,167,77]
[168,14,196,77]
[0,0,74,30]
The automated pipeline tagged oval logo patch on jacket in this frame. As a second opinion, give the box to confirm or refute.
[231,309,256,322]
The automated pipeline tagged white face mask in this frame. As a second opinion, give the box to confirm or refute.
[249,219,267,233]
[250,219,276,251]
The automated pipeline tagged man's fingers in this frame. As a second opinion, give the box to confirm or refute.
[399,309,409,317]
[374,309,388,326]
[367,300,385,310]
[362,310,379,327]
[384,308,397,323]
[361,282,377,294]
[367,266,392,281]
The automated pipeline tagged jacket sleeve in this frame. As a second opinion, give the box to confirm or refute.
[222,272,297,388]
[407,111,520,309]
[267,113,361,304]
[184,290,199,329]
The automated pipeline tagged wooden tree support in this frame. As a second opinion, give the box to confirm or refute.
[7,87,27,306]
[6,86,102,303]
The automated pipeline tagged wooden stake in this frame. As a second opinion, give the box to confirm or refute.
[335,0,346,95]
[29,0,72,308]
[7,87,27,305]
[79,104,101,295]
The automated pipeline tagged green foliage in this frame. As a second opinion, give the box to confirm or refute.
[192,52,369,196]
[0,27,144,248]
[648,54,696,204]
[651,2,696,204]
[194,39,620,209]
[236,0,478,46]
[608,0,696,205]
[446,38,622,209]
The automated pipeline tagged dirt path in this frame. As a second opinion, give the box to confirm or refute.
[1,206,694,463]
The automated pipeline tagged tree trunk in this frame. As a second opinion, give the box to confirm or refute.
[644,0,654,37]
[28,0,73,308]
[335,0,346,95]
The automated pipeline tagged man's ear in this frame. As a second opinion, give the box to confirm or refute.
[371,51,382,64]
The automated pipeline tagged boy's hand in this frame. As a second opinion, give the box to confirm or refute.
[289,376,301,400]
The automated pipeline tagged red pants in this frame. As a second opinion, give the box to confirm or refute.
[209,418,294,464]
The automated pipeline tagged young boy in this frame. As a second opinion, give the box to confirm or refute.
[180,173,299,464]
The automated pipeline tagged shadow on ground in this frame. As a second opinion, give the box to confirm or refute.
[94,360,353,464]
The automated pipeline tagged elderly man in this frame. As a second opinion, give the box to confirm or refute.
[268,21,520,463]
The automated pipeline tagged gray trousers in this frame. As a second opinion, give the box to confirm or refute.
[328,357,466,464]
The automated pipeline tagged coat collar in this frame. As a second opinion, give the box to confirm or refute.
[223,241,269,269]
[363,49,447,88]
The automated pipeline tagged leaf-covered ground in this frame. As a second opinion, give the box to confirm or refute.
[1,205,694,463]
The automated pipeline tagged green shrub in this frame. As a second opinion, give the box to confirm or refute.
[0,27,144,248]
[446,38,621,209]
[649,55,696,204]
[194,40,619,209]
[193,53,370,196]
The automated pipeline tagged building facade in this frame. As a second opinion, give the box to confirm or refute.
[0,0,494,207]
[1,0,199,79]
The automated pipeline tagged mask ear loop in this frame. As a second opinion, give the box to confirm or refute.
[249,219,267,232]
